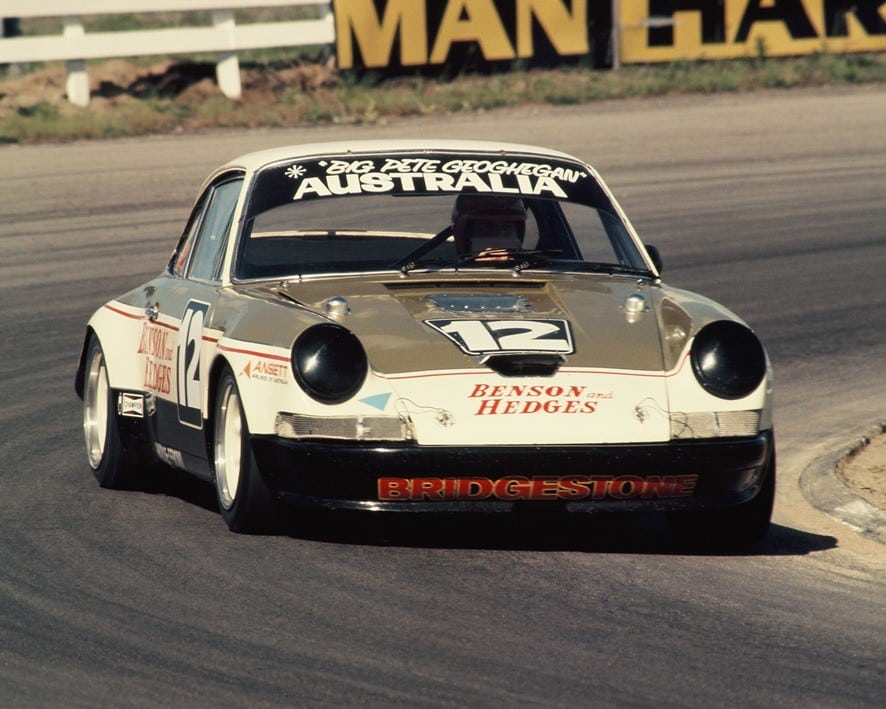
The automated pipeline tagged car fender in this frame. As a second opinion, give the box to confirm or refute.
[76,302,150,396]
[650,287,773,437]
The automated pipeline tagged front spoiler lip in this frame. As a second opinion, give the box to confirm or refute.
[273,494,755,514]
[252,431,774,514]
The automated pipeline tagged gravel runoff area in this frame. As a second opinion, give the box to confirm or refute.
[838,429,886,510]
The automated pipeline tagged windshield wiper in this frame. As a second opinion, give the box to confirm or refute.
[511,259,651,276]
[574,262,652,276]
[395,225,453,274]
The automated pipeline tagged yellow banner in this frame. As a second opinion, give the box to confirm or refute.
[619,0,886,63]
[334,0,590,70]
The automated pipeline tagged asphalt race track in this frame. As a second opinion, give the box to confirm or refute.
[2,86,884,706]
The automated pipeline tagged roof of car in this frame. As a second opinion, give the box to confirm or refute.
[219,139,585,174]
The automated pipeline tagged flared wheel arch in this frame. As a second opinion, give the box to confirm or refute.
[209,361,281,533]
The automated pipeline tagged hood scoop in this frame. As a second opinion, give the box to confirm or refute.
[426,294,532,314]
[484,354,564,377]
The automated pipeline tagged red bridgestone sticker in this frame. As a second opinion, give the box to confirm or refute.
[377,475,698,501]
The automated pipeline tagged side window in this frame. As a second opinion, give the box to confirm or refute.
[170,193,210,277]
[188,178,243,282]
[559,202,622,264]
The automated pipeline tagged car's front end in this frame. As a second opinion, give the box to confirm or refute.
[222,270,772,520]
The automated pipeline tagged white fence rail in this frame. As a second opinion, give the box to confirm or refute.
[0,1,333,106]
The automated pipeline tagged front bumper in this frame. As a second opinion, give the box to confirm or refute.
[251,430,774,513]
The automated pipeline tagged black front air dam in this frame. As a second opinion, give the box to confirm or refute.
[251,430,774,514]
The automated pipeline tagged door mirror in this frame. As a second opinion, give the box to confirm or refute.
[645,244,663,274]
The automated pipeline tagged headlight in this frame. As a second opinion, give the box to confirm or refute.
[292,324,367,404]
[690,321,766,400]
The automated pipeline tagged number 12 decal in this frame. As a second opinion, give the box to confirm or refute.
[426,318,574,355]
[177,300,210,428]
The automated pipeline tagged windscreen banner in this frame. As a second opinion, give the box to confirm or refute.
[618,0,886,63]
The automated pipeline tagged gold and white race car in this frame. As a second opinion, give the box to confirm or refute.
[76,140,774,543]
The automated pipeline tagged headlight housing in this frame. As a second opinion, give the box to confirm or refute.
[292,324,368,404]
[690,321,766,400]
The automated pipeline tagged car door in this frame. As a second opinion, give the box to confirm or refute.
[151,172,244,473]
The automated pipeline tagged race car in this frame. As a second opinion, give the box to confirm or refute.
[75,140,774,543]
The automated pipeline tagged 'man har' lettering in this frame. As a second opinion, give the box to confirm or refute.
[622,0,885,63]
[335,0,589,69]
[292,172,568,200]
[648,0,884,46]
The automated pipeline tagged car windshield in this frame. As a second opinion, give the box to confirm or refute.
[236,152,651,280]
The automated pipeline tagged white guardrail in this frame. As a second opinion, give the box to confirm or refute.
[0,1,334,106]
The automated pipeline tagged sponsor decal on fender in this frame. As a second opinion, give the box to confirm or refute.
[137,321,174,395]
[378,475,698,501]
[240,359,289,384]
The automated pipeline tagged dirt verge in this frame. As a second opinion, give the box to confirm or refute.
[3,54,885,143]
[837,429,886,510]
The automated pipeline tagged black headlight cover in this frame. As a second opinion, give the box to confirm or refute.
[690,321,766,400]
[292,324,368,404]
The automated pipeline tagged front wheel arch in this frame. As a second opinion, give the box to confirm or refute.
[82,335,147,489]
[204,354,233,460]
[75,326,98,399]
[210,365,281,533]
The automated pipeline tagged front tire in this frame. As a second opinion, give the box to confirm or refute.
[669,442,776,547]
[213,367,280,533]
[82,337,133,489]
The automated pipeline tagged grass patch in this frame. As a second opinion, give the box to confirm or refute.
[1,52,883,144]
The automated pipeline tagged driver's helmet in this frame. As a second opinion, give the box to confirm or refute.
[451,194,527,257]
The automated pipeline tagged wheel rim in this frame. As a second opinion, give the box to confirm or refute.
[83,346,109,470]
[214,380,242,510]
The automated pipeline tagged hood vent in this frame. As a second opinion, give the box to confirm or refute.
[484,354,564,377]
[426,294,532,314]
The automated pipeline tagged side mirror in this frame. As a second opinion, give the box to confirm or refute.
[645,244,663,274]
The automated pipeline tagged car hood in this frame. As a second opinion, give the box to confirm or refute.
[268,273,666,374]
